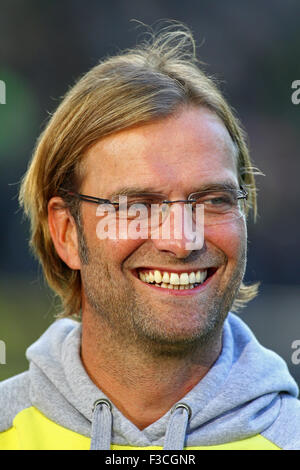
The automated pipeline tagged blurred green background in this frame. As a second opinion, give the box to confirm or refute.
[0,0,300,385]
[0,278,54,379]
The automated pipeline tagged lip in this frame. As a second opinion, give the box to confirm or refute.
[131,267,218,296]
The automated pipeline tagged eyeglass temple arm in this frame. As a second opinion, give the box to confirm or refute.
[59,189,117,205]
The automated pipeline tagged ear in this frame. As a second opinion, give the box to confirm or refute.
[48,197,81,270]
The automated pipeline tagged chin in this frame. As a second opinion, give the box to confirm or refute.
[132,310,223,357]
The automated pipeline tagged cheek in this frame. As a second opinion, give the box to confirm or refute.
[86,213,145,267]
[204,219,247,260]
[83,206,136,253]
[102,238,145,267]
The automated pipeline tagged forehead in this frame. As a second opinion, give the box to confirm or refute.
[82,106,238,196]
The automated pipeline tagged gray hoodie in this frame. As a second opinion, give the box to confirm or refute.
[1,312,300,450]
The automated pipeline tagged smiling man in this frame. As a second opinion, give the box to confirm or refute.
[1,25,300,450]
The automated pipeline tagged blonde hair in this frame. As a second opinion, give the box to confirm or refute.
[19,23,260,318]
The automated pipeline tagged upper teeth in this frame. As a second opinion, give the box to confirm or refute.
[138,269,207,286]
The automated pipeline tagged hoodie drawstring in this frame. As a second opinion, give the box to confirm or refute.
[90,399,113,450]
[163,403,192,450]
[90,399,191,450]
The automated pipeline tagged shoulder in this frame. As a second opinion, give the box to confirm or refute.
[262,393,300,450]
[0,372,31,432]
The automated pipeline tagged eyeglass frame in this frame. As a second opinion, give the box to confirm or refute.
[58,186,248,214]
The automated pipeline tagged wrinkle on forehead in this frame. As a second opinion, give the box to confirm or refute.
[82,107,238,195]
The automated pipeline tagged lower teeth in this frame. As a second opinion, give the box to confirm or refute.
[154,283,200,289]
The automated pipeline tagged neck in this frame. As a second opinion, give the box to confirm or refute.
[81,308,223,430]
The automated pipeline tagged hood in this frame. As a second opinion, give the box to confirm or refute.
[26,313,299,449]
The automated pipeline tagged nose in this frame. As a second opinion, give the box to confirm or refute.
[150,203,204,258]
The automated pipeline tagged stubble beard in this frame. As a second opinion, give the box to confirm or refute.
[79,237,246,360]
[82,265,244,359]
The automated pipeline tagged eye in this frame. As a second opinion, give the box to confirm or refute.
[126,199,156,209]
[193,191,237,210]
[205,195,234,205]
[116,199,158,221]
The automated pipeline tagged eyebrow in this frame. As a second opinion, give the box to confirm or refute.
[108,181,239,200]
[191,181,239,193]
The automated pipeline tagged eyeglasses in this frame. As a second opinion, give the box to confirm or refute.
[59,186,248,227]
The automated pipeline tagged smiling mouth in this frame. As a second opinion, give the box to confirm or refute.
[135,267,217,290]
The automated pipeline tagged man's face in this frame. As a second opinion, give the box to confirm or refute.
[78,106,247,355]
